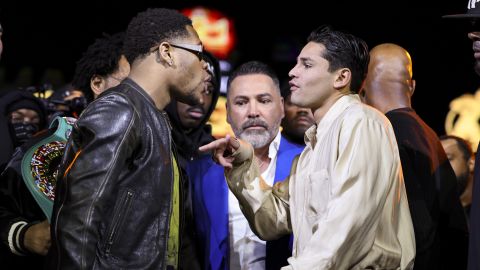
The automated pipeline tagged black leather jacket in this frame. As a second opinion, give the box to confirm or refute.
[48,79,186,269]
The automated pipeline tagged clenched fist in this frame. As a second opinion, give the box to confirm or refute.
[24,220,51,255]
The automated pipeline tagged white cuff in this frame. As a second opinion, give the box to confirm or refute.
[8,221,28,255]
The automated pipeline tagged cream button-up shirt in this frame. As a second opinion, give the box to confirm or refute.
[226,95,415,270]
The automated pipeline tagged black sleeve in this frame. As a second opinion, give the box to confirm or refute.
[0,148,46,256]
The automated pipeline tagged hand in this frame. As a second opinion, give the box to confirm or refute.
[199,135,240,169]
[24,220,51,256]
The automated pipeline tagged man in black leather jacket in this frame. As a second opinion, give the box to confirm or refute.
[47,8,211,270]
[0,32,129,269]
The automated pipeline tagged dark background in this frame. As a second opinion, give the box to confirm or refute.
[0,0,479,134]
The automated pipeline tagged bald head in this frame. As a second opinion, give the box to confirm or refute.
[360,43,415,113]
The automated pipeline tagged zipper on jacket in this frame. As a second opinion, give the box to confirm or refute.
[161,111,174,269]
[171,141,185,254]
[105,189,134,254]
[54,174,70,269]
[162,110,188,269]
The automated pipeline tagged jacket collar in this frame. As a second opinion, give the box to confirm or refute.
[122,78,159,110]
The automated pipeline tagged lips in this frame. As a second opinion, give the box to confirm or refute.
[296,116,313,125]
[473,42,480,59]
[242,119,268,130]
[187,107,205,119]
[244,125,266,130]
[289,81,299,91]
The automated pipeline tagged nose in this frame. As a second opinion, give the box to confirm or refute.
[468,32,480,41]
[247,101,260,118]
[288,64,298,78]
[297,107,310,115]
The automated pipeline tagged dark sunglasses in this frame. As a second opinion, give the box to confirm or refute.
[170,43,205,62]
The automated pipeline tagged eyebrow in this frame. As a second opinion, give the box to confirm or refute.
[233,93,273,100]
[299,56,313,63]
[257,93,273,99]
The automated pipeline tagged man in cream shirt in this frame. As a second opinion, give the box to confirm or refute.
[201,25,416,269]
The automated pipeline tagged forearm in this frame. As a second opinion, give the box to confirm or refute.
[0,167,43,256]
[225,141,291,240]
[5,219,35,255]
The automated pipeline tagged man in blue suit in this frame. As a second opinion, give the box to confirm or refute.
[189,61,304,270]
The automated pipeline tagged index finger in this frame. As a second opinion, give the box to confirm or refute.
[199,137,228,153]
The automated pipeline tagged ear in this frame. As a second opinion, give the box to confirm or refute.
[333,68,351,90]
[225,101,231,125]
[158,42,174,66]
[280,96,285,119]
[90,75,105,98]
[118,55,131,75]
[468,155,475,173]
[410,79,416,96]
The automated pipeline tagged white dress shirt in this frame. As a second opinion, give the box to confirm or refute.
[228,132,281,270]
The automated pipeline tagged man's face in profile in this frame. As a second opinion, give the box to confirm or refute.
[468,20,480,75]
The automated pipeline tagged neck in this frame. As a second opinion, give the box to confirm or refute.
[254,145,270,173]
[128,59,171,110]
[312,91,345,124]
[379,89,412,114]
[461,175,474,207]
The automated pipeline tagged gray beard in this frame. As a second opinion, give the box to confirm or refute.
[236,126,279,149]
[232,117,282,149]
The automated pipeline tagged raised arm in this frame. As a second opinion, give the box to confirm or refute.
[201,136,294,240]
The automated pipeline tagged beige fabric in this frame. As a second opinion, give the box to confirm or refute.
[226,95,415,270]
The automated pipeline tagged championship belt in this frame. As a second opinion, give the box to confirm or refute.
[21,116,75,222]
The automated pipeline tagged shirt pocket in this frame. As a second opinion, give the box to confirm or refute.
[306,169,330,218]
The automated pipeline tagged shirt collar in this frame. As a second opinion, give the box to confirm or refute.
[304,94,361,147]
[268,130,282,160]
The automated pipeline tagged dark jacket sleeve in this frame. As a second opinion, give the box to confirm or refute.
[436,155,469,270]
[50,94,138,270]
[0,148,45,256]
[468,142,480,270]
[398,143,468,270]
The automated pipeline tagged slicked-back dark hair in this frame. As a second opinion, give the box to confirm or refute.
[72,32,125,102]
[440,135,473,161]
[307,25,369,94]
[123,8,192,64]
[226,61,280,95]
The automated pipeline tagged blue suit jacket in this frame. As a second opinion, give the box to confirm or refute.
[188,136,303,270]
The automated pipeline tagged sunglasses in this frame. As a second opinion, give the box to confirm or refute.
[170,43,205,62]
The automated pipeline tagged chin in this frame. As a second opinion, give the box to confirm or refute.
[290,97,305,107]
[475,62,480,76]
